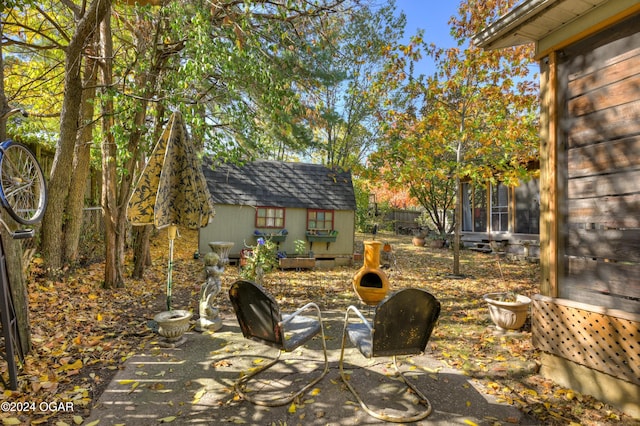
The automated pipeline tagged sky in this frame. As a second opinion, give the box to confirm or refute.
[392,0,461,77]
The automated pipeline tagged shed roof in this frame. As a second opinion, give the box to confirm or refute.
[474,0,611,50]
[202,159,356,211]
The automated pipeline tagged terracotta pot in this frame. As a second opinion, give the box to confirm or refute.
[412,236,425,247]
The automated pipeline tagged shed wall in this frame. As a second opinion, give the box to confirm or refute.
[199,205,354,260]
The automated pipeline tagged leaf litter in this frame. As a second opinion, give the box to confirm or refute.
[0,229,636,425]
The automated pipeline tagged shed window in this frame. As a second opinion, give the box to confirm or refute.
[307,209,334,231]
[255,207,285,228]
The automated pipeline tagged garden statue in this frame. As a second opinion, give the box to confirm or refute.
[196,251,223,331]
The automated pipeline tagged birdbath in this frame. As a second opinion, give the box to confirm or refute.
[208,241,234,265]
[195,241,233,332]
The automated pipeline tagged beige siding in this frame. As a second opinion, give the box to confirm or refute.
[199,205,354,259]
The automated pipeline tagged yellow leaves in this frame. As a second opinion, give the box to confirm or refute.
[288,402,296,414]
[159,416,177,423]
[58,359,82,373]
[2,418,22,425]
[192,388,206,404]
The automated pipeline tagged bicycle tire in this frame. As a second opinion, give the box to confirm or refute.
[0,140,47,225]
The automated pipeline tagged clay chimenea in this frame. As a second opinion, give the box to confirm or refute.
[352,241,390,305]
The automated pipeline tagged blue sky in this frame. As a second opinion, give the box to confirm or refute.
[393,0,461,76]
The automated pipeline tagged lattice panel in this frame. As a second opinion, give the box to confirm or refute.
[532,295,640,386]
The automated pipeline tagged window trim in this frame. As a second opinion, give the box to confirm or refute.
[255,206,286,229]
[306,208,335,231]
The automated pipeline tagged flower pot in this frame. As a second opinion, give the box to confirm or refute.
[412,236,425,247]
[483,293,531,331]
[154,310,192,342]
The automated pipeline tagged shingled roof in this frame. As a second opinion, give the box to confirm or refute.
[202,159,356,211]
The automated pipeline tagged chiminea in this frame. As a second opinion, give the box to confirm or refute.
[352,241,390,305]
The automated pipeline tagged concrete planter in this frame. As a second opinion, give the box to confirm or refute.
[483,293,531,331]
[154,310,192,344]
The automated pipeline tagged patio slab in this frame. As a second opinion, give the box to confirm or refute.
[86,310,538,425]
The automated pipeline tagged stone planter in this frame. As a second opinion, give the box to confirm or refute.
[483,293,531,331]
[154,310,192,346]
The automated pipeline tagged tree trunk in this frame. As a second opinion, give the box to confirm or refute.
[453,140,462,276]
[132,225,152,278]
[100,8,124,289]
[65,39,100,265]
[41,0,112,272]
[131,103,165,277]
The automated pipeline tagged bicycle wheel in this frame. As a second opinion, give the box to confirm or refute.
[0,140,47,225]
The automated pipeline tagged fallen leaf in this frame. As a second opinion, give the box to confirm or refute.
[192,388,206,404]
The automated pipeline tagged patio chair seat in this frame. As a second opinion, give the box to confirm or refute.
[346,323,373,357]
[281,314,321,351]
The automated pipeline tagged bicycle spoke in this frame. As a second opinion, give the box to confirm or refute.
[0,142,46,224]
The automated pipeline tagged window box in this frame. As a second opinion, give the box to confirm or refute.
[306,229,338,243]
[254,230,288,243]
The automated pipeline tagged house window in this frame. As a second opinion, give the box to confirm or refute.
[462,183,487,232]
[255,207,285,228]
[307,209,334,231]
[515,179,540,234]
[491,183,509,232]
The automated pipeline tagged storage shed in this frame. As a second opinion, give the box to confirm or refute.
[199,160,356,266]
[475,0,640,418]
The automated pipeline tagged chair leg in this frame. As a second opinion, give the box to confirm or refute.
[235,329,329,407]
[234,349,282,406]
[339,346,433,423]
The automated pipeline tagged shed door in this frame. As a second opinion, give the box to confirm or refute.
[558,13,640,313]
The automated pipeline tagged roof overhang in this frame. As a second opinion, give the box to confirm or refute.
[474,0,609,50]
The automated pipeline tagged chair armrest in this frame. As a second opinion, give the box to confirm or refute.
[343,305,373,333]
[280,302,323,327]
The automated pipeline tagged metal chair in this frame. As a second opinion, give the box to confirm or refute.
[339,288,441,422]
[228,279,329,406]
